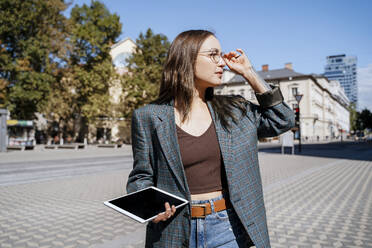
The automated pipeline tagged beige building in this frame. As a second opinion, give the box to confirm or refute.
[110,38,137,142]
[110,38,137,75]
[93,38,136,143]
[216,63,350,141]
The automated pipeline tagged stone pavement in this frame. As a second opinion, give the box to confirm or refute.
[0,170,147,248]
[260,154,372,248]
[0,145,371,247]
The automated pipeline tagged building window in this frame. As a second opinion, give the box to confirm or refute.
[250,91,255,99]
[292,87,298,96]
[239,89,245,98]
[229,89,235,95]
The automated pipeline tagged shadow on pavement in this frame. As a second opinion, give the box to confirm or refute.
[258,141,372,162]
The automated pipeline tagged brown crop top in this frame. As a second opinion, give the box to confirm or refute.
[176,121,227,194]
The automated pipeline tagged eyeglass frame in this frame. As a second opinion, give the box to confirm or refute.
[198,49,225,64]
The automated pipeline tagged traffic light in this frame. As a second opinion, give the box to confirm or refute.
[294,108,300,127]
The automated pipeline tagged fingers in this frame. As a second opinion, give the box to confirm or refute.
[223,52,242,65]
[225,49,243,57]
[164,202,172,218]
[171,205,176,214]
[152,202,177,223]
[224,55,237,69]
[236,48,245,55]
[152,215,162,223]
[224,51,239,60]
[224,58,233,68]
[224,49,246,61]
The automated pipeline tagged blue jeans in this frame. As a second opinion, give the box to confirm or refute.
[189,194,254,248]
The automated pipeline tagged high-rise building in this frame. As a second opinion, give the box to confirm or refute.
[324,54,357,107]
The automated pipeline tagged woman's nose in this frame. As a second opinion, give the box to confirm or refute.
[218,56,226,67]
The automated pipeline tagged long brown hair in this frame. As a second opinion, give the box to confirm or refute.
[154,30,247,131]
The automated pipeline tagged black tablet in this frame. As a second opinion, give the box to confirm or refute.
[104,186,189,223]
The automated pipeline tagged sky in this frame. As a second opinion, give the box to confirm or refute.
[66,0,372,111]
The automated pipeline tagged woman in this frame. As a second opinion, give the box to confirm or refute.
[127,30,294,248]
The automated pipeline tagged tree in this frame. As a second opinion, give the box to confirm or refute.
[0,42,10,108]
[356,108,372,131]
[50,0,121,141]
[348,102,358,132]
[119,28,170,119]
[0,0,68,119]
[0,78,7,108]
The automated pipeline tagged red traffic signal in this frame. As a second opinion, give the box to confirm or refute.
[294,107,300,126]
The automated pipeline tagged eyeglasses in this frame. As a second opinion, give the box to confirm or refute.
[198,49,225,64]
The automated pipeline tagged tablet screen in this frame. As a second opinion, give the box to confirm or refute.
[106,187,188,222]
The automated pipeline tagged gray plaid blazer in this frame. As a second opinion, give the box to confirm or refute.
[127,87,295,248]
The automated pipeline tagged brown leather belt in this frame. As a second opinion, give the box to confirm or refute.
[191,198,232,218]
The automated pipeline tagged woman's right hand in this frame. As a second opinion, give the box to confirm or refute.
[152,202,176,223]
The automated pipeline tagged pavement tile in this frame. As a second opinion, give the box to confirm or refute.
[27,241,40,247]
[51,240,65,246]
[64,245,78,248]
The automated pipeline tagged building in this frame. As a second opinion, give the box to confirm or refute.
[215,63,350,141]
[89,37,136,143]
[324,54,357,107]
[110,38,137,75]
[107,38,137,142]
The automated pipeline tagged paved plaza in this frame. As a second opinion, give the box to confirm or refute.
[0,142,371,247]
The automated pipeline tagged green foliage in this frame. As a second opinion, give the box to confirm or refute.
[355,108,372,131]
[0,0,68,119]
[348,102,358,131]
[349,101,372,133]
[69,0,121,65]
[69,0,121,121]
[42,0,122,141]
[0,78,7,108]
[119,28,170,118]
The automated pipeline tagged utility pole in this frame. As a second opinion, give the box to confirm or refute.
[0,109,8,152]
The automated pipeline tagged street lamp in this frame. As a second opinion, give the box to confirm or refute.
[295,94,303,152]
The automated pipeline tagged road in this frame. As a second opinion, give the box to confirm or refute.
[0,155,132,186]
[0,142,371,248]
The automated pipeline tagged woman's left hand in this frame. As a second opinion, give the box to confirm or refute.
[223,48,252,76]
[223,48,268,93]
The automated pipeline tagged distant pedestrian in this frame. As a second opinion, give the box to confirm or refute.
[53,135,59,145]
[127,30,295,247]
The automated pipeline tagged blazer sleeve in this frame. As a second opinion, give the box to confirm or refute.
[126,109,154,194]
[249,86,295,138]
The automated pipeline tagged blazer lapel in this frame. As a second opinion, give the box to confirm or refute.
[154,101,190,196]
[207,101,233,175]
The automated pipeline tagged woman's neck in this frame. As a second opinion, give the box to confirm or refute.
[175,86,208,110]
[174,87,210,125]
[191,85,208,106]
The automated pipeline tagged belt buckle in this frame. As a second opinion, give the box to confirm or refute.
[193,204,207,218]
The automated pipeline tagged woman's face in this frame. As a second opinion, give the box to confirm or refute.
[194,35,226,89]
